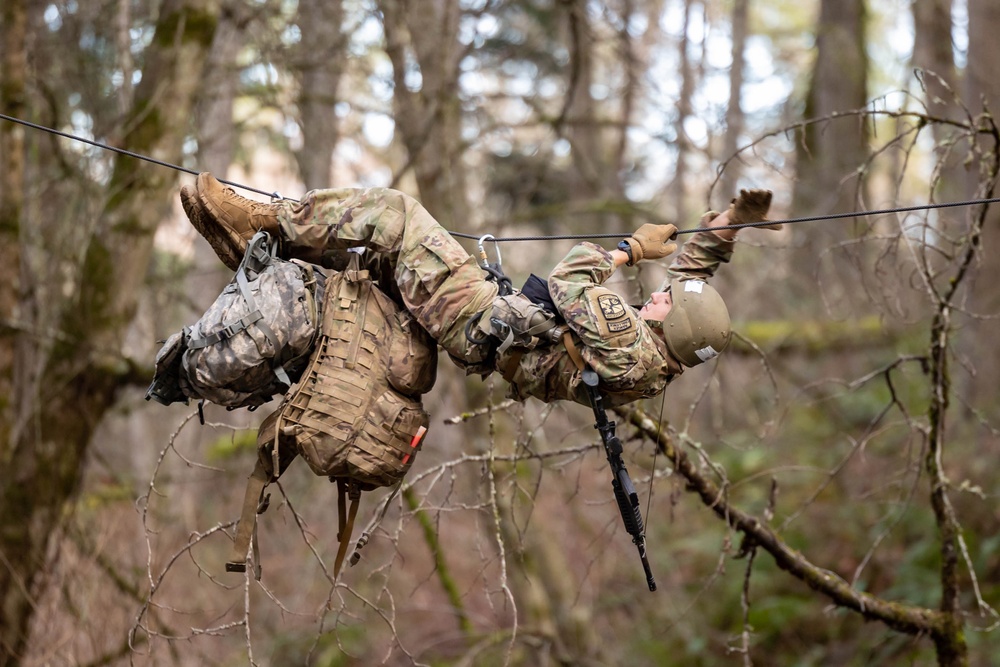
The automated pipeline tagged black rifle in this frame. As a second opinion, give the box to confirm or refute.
[582,369,656,592]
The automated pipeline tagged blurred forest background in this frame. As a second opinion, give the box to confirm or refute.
[1,0,999,665]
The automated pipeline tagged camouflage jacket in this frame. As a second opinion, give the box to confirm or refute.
[498,230,735,407]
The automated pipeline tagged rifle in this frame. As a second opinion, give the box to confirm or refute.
[582,368,656,592]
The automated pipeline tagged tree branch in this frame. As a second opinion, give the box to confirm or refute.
[620,407,948,639]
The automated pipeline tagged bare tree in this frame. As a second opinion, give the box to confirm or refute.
[379,0,469,226]
[719,0,748,197]
[0,1,217,662]
[790,0,870,314]
[668,0,699,226]
[0,0,27,447]
[293,0,347,188]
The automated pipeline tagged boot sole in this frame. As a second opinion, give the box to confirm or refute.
[180,186,244,272]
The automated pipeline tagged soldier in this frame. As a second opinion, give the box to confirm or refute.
[180,173,773,408]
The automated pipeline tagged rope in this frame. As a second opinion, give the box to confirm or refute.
[4,111,999,241]
[0,112,287,201]
[455,196,1000,240]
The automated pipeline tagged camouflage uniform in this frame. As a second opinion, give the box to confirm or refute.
[277,187,734,407]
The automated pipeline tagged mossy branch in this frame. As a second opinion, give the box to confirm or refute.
[620,407,951,641]
[731,315,896,355]
[403,486,474,637]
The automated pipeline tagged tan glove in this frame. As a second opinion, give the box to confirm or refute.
[728,188,781,230]
[622,223,679,265]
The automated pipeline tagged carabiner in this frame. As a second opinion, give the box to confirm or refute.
[477,234,502,269]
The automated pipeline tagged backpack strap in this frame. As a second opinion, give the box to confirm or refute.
[226,457,271,579]
[188,231,293,388]
[349,480,403,568]
[562,330,586,371]
[334,478,362,578]
[337,253,370,372]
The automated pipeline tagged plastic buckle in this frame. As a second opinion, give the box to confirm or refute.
[220,322,240,340]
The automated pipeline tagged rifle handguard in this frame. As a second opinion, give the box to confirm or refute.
[614,471,645,537]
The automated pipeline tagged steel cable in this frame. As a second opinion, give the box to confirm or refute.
[4,111,999,241]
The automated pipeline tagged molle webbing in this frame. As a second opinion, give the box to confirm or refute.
[229,254,431,578]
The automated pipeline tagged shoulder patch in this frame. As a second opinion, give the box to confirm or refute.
[588,291,636,339]
[597,294,627,322]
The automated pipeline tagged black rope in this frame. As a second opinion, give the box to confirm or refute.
[0,112,291,201]
[4,111,999,241]
[453,196,1000,240]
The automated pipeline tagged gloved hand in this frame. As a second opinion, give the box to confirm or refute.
[728,188,781,230]
[622,223,679,265]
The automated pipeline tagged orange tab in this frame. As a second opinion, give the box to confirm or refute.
[402,426,427,464]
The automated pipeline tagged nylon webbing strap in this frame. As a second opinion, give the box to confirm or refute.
[345,284,369,371]
[349,480,403,567]
[563,331,586,371]
[227,458,271,579]
[334,480,362,578]
[187,311,264,349]
[502,350,524,382]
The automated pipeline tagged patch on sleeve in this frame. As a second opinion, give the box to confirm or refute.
[589,292,636,338]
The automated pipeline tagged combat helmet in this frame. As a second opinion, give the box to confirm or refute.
[659,279,731,367]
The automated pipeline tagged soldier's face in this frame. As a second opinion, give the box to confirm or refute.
[638,289,672,321]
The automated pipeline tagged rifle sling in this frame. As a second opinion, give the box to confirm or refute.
[562,331,586,371]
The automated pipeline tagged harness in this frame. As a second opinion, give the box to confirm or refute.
[465,235,569,376]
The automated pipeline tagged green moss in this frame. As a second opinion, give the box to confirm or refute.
[162,7,216,48]
[205,430,258,462]
[267,625,368,667]
[736,315,889,355]
[82,481,134,509]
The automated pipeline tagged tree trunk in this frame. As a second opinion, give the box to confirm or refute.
[0,0,27,450]
[0,1,217,662]
[669,0,698,226]
[719,0,748,198]
[196,2,246,176]
[912,0,965,207]
[379,0,468,227]
[963,0,1000,329]
[793,0,868,215]
[293,0,346,189]
[789,0,869,313]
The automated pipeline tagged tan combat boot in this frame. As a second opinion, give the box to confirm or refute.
[181,186,243,271]
[183,172,283,270]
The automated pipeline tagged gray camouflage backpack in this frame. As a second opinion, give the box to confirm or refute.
[146,231,323,410]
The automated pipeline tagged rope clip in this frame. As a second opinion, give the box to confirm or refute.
[478,234,502,269]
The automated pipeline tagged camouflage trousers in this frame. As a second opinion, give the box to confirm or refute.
[278,188,500,369]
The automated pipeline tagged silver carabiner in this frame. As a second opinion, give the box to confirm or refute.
[477,234,502,268]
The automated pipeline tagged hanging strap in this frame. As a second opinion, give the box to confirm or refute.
[562,331,586,371]
[226,458,271,579]
[349,480,404,567]
[334,479,362,578]
[501,350,524,382]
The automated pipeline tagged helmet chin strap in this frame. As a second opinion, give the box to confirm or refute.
[639,317,685,374]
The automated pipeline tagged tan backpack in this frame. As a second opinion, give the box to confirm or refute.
[226,252,438,578]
